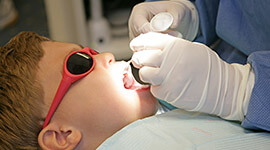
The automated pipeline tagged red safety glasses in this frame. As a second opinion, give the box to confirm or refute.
[43,47,99,128]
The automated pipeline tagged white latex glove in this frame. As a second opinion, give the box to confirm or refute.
[128,0,199,41]
[130,32,255,121]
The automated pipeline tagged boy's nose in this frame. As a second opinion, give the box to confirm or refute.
[94,53,115,68]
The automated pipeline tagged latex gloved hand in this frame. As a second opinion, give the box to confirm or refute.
[128,0,199,41]
[130,32,255,121]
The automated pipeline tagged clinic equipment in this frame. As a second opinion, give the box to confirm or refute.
[88,0,111,47]
[45,0,132,60]
[43,47,98,128]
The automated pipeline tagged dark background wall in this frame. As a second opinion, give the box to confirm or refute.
[0,0,49,46]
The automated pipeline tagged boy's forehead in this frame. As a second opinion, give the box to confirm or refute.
[41,41,81,49]
[41,41,83,57]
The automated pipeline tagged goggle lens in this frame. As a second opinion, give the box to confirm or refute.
[67,52,94,75]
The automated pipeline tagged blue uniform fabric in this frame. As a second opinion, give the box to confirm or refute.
[216,1,270,56]
[241,51,270,131]
[195,0,270,64]
[194,0,270,132]
[193,0,219,45]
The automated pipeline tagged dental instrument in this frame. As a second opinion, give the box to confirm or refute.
[126,59,147,85]
[150,12,183,38]
[150,12,173,32]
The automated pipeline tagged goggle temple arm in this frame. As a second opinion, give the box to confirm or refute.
[89,48,99,55]
[43,77,72,128]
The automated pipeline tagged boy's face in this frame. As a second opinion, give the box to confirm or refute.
[38,41,158,147]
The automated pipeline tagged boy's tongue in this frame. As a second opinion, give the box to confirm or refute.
[123,62,149,90]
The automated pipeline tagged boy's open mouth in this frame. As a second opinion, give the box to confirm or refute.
[122,62,149,90]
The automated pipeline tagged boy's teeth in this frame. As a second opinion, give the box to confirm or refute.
[123,73,133,89]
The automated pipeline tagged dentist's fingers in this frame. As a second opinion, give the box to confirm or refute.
[131,49,163,69]
[139,66,163,85]
[129,32,177,52]
[128,13,151,39]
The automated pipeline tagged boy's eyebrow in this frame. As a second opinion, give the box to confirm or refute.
[77,44,84,49]
[63,44,84,62]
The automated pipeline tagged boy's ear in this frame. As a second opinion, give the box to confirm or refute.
[38,123,82,150]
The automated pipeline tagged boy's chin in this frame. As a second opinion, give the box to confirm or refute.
[138,88,159,113]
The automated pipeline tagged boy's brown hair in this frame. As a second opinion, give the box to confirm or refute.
[0,32,48,149]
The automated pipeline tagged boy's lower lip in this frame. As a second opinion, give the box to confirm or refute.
[136,86,150,92]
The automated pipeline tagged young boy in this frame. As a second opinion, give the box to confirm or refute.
[1,32,269,150]
[0,31,159,149]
